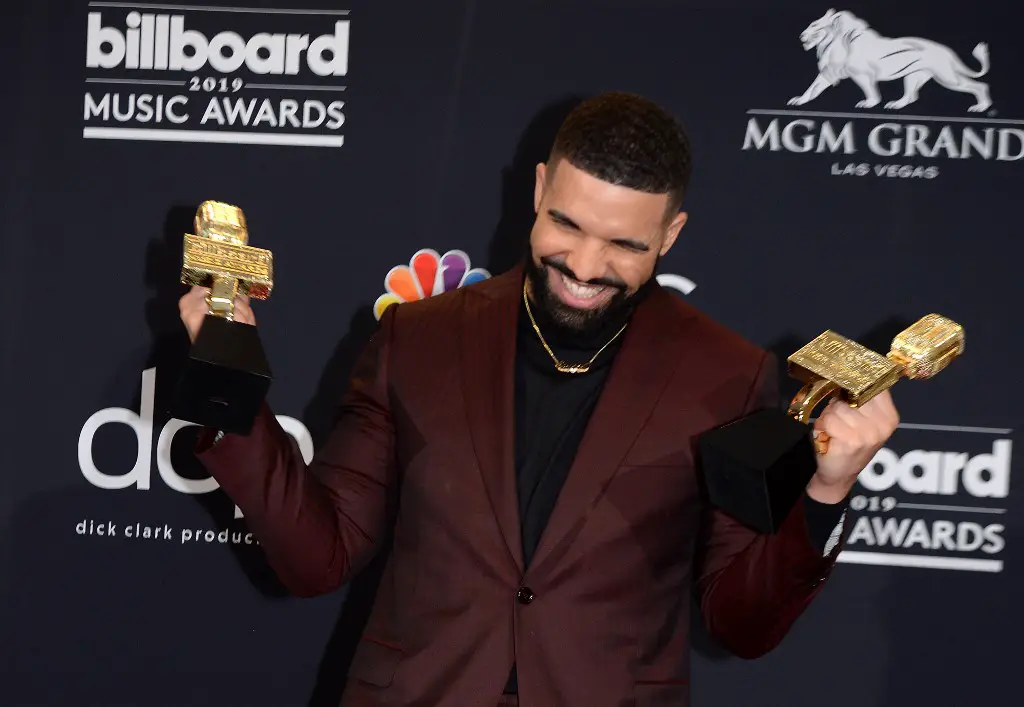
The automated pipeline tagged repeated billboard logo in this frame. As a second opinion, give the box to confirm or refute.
[840,426,1012,573]
[83,4,349,147]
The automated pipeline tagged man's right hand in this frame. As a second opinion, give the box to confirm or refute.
[178,285,257,343]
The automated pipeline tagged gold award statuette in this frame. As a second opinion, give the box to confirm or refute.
[787,314,965,454]
[181,200,274,316]
[170,200,275,435]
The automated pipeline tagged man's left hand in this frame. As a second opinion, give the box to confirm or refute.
[805,390,900,504]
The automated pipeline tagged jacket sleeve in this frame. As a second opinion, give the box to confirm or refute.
[194,304,400,597]
[694,350,849,659]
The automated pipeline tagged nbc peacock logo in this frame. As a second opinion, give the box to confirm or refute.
[373,248,491,319]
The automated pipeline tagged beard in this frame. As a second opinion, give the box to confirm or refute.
[524,254,654,342]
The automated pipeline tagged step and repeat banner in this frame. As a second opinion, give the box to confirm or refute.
[2,1,1019,705]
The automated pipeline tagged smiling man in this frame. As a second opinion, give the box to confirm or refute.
[181,91,899,707]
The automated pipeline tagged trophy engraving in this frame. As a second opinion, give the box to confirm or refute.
[169,201,274,435]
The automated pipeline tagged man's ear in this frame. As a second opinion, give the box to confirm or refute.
[660,211,688,255]
[534,161,548,213]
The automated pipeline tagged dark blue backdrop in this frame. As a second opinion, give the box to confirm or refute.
[2,1,1019,705]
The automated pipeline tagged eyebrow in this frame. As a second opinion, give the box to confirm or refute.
[547,208,651,252]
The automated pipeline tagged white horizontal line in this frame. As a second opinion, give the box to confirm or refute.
[895,502,1007,514]
[247,83,346,91]
[83,127,343,147]
[808,419,1012,435]
[836,551,1003,572]
[896,422,1013,434]
[86,2,350,14]
[747,108,1023,126]
[86,78,186,86]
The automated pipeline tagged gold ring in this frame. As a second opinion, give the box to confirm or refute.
[814,431,830,455]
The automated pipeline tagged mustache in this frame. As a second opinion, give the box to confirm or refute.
[540,256,626,290]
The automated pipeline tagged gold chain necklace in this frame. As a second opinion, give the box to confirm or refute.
[522,280,627,374]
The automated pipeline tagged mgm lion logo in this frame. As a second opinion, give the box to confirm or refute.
[788,9,992,112]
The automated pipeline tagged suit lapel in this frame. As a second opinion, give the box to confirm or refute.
[527,287,693,575]
[461,265,524,573]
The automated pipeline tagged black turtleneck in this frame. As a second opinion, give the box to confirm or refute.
[503,277,844,695]
[504,279,632,695]
[513,280,635,570]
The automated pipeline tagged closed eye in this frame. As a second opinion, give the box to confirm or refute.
[548,209,581,231]
[613,239,650,253]
[548,210,650,253]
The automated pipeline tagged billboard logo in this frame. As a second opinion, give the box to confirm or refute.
[839,425,1013,573]
[83,5,350,148]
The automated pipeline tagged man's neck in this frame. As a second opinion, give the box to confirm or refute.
[519,274,654,358]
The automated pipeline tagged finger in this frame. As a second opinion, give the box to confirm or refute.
[181,286,208,313]
[816,403,859,451]
[233,298,256,325]
[812,396,840,430]
[830,401,870,433]
[851,391,899,437]
[819,394,881,452]
[856,390,892,415]
[833,400,892,448]
[812,428,831,455]
[183,287,211,312]
[867,390,900,429]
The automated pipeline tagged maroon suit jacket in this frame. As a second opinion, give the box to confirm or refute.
[197,264,846,707]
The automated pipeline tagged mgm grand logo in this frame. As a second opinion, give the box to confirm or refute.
[742,9,1021,179]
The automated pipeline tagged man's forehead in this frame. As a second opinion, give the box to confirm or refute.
[546,164,671,233]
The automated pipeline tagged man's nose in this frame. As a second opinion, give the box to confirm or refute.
[564,241,607,284]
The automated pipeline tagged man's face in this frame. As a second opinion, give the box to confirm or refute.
[527,158,688,333]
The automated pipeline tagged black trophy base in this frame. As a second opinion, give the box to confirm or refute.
[696,408,817,534]
[169,314,272,436]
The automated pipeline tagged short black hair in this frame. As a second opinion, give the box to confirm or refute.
[548,91,693,214]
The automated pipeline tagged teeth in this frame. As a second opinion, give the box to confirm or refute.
[561,272,604,299]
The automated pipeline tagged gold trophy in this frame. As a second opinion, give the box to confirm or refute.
[698,314,964,534]
[169,201,275,435]
[788,314,964,453]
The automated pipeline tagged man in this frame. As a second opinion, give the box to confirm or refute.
[180,92,899,707]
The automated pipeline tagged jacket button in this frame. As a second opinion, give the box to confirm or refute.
[516,586,534,605]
